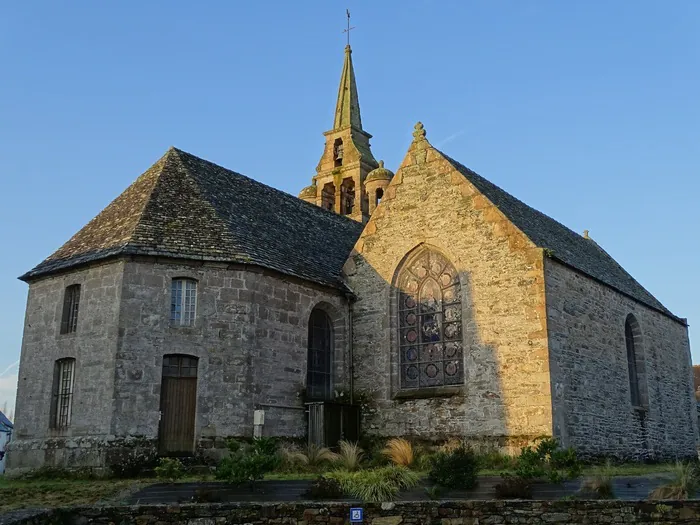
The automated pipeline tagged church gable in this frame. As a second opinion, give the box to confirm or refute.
[347,123,551,439]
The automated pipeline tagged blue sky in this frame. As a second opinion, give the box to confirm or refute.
[1,1,698,413]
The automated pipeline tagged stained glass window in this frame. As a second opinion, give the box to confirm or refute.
[397,248,463,389]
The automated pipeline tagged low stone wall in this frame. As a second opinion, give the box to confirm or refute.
[4,501,700,525]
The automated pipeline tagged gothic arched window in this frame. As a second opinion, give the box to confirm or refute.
[307,308,334,400]
[396,247,463,390]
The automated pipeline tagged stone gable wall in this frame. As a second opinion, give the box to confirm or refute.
[545,257,698,459]
[346,138,552,445]
[6,501,700,525]
[8,261,125,471]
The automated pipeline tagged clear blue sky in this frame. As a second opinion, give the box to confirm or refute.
[1,1,698,413]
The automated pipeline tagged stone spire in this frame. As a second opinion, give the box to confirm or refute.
[298,40,379,224]
[333,45,362,131]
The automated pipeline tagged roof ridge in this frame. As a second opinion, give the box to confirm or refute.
[437,149,683,324]
[172,147,363,228]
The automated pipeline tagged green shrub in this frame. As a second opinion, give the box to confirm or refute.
[327,466,420,502]
[513,437,581,483]
[477,450,517,471]
[494,473,532,499]
[154,457,186,482]
[215,437,280,487]
[424,485,443,500]
[416,451,438,472]
[304,475,345,499]
[428,445,479,490]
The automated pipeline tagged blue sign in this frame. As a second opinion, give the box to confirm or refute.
[350,507,364,522]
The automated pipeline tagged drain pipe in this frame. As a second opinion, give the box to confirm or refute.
[347,293,356,406]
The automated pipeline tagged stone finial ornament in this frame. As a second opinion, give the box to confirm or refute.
[583,230,590,239]
[413,121,426,141]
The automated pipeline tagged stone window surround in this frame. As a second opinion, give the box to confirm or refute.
[170,277,198,327]
[389,243,468,400]
[625,313,649,411]
[50,357,76,432]
[59,283,81,336]
[303,300,349,402]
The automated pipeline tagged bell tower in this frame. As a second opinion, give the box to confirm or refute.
[298,42,379,223]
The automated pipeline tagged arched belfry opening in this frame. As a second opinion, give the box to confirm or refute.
[333,138,344,167]
[306,308,334,401]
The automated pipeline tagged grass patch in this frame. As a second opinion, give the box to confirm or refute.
[583,463,677,477]
[0,479,137,512]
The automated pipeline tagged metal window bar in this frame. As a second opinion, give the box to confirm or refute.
[61,285,80,334]
[55,359,74,428]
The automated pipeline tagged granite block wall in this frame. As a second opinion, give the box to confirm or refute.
[545,257,698,459]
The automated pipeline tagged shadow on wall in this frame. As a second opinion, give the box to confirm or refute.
[349,242,541,453]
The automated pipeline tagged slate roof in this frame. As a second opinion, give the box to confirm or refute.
[21,148,364,290]
[442,153,683,324]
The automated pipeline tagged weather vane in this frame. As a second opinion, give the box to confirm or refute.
[343,9,355,46]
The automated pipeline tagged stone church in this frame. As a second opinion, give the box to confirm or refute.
[8,43,697,473]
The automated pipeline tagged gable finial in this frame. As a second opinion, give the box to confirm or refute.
[583,229,590,239]
[342,9,355,47]
[413,121,427,141]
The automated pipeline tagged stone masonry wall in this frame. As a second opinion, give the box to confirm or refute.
[545,257,698,459]
[114,259,350,459]
[8,261,125,471]
[6,501,700,525]
[9,257,350,472]
[346,132,552,445]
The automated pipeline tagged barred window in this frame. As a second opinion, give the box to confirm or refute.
[171,278,197,326]
[51,358,75,429]
[60,285,81,334]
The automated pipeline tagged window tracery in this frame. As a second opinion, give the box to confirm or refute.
[397,248,463,389]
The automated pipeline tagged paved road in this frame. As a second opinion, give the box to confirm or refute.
[126,475,677,505]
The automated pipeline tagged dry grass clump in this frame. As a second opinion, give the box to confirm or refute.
[336,440,365,472]
[282,444,339,469]
[648,461,698,501]
[382,438,414,467]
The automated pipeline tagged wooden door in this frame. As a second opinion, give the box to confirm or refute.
[159,355,198,455]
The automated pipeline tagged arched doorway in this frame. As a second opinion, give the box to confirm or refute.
[158,354,198,455]
[306,308,333,401]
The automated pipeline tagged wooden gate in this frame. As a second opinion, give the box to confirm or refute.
[158,355,198,455]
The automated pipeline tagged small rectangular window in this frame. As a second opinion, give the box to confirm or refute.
[60,284,81,334]
[171,279,197,326]
[51,358,75,429]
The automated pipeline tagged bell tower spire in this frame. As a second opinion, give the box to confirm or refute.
[333,44,362,131]
[298,11,380,223]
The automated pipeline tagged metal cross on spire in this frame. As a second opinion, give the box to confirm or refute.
[342,9,355,46]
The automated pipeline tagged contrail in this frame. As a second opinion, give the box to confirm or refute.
[436,130,465,148]
[0,361,19,377]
